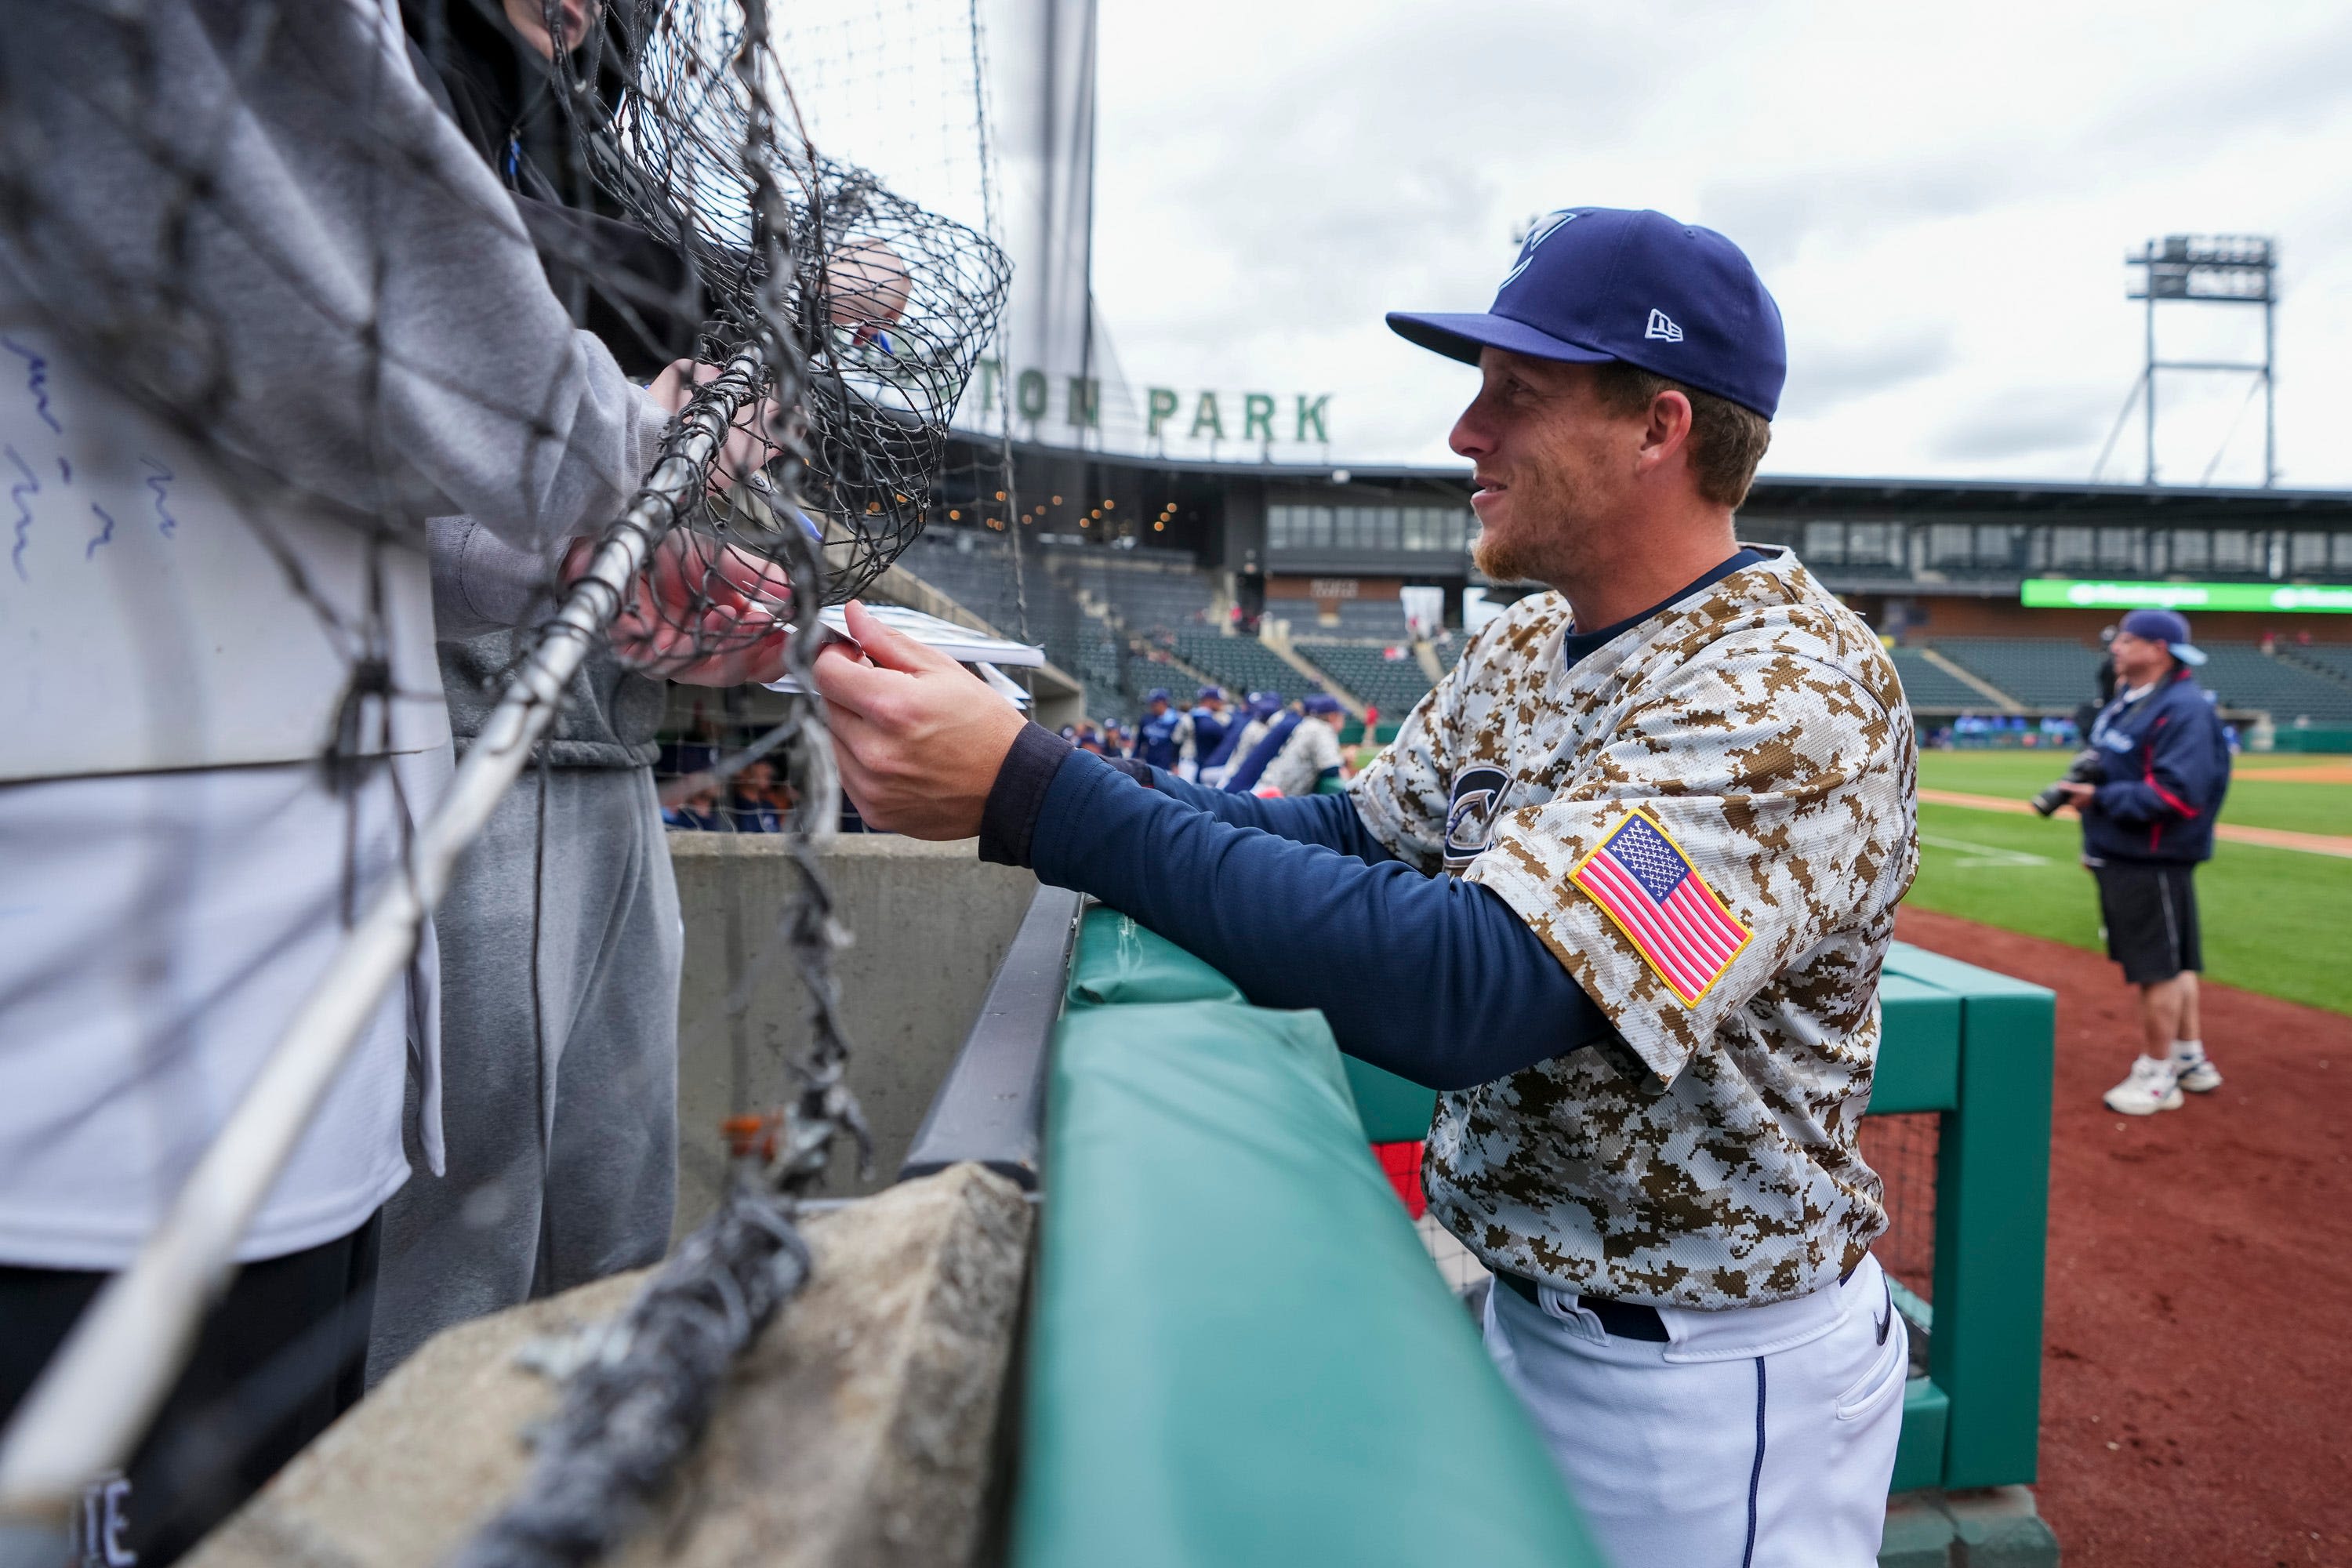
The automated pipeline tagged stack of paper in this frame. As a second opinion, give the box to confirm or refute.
[764,603,1046,702]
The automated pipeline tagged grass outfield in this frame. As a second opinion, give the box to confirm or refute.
[1902,753,2352,1013]
[1916,750,2352,837]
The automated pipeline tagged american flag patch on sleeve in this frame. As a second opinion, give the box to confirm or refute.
[1569,811,1752,1006]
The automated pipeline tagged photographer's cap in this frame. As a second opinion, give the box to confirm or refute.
[2118,608,2207,666]
[1386,207,1786,419]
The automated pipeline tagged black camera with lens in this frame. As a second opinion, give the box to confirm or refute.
[2030,749,2105,817]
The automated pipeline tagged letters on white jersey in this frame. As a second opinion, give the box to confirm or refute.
[0,325,445,782]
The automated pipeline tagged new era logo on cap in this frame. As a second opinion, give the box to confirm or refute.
[1385,206,1788,419]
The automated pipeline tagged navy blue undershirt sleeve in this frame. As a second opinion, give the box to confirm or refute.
[1139,768,1396,863]
[1006,743,1615,1091]
[967,552,1770,1088]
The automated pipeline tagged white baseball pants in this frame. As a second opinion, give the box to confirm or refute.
[1483,1253,1908,1567]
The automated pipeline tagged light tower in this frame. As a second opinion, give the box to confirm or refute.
[2126,234,2278,487]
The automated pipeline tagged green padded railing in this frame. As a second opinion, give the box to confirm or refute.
[1009,913,2055,1561]
[1012,910,1606,1568]
[1871,945,2055,1494]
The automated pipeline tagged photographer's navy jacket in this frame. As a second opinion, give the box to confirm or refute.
[2084,667,2230,864]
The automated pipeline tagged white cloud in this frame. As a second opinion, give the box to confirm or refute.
[1089,0,2352,485]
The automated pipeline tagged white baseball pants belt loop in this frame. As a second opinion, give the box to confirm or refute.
[1652,1268,1859,1363]
[1499,1258,1865,1358]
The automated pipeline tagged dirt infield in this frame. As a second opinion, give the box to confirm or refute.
[2234,760,2352,785]
[1893,907,2352,1567]
[1915,788,2352,859]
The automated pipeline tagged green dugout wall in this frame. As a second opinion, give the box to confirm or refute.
[1006,909,2053,1562]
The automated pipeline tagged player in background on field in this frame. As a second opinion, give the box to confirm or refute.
[1185,687,1230,779]
[1134,688,1194,773]
[1253,692,1347,796]
[2055,608,2232,1115]
[1199,689,1279,786]
[811,207,1919,1564]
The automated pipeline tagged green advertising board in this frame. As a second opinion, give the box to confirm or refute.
[2021,579,2352,613]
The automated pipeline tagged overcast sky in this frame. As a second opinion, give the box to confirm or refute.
[1085,0,2352,488]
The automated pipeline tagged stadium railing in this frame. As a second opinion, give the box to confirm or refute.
[1868,947,2056,1493]
[1327,940,2056,1496]
[899,897,2054,1548]
[1007,907,1603,1566]
[2269,725,2352,753]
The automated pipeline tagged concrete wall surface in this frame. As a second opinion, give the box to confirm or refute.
[670,833,1038,1236]
[188,1167,1034,1568]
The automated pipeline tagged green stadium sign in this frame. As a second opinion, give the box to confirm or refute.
[2021,579,2352,614]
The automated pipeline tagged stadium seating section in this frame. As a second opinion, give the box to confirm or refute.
[891,529,2352,730]
[1293,642,1433,716]
[1172,630,1318,703]
[1044,547,1218,638]
[1926,635,2352,724]
[2189,644,2352,725]
[1887,649,1989,712]
[897,531,1370,722]
[896,530,1029,634]
[2286,643,2352,683]
[1927,640,2106,710]
[896,531,1141,721]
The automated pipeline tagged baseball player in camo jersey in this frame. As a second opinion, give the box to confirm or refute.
[811,206,1920,1564]
[1255,691,1348,795]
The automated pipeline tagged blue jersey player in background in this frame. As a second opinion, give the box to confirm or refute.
[1185,686,1229,778]
[1134,688,1194,772]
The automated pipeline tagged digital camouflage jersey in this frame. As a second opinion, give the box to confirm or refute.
[1352,547,1918,1309]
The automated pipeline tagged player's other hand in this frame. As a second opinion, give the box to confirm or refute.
[2056,781,2096,810]
[813,600,1028,839]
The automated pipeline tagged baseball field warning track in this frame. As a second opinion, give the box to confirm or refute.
[1894,907,2352,1567]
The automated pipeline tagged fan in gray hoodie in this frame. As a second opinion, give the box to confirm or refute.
[361,0,699,1390]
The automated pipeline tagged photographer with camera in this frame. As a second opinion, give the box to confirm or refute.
[2048,609,2233,1116]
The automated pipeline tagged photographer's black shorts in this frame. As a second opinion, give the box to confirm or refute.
[2091,861,2201,985]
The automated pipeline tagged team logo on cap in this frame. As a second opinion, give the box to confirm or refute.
[1501,209,1580,287]
[1644,309,1684,343]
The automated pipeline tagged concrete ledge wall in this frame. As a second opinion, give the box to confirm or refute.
[669,833,1037,1235]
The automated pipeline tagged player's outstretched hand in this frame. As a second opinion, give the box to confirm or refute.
[814,600,1028,839]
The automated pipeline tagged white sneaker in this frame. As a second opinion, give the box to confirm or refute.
[2104,1055,2183,1116]
[2169,1044,2222,1093]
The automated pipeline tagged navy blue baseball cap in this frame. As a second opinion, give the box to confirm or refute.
[1302,693,1343,716]
[1145,687,1171,705]
[1196,685,1223,702]
[1387,207,1786,419]
[2118,608,2207,666]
